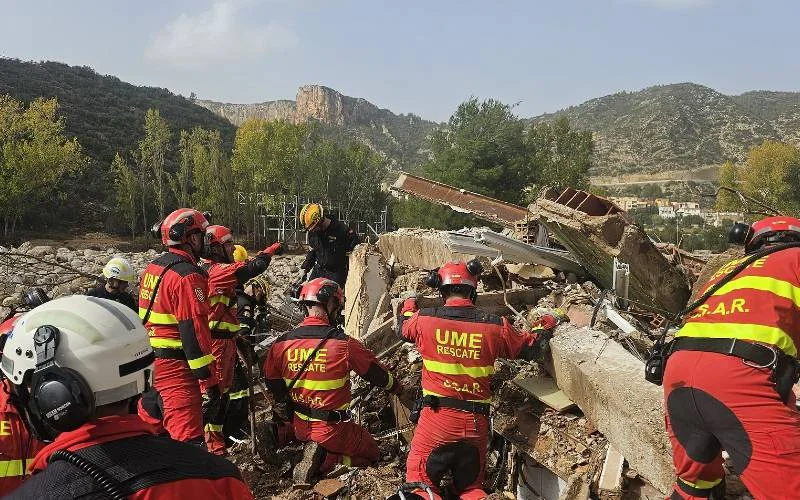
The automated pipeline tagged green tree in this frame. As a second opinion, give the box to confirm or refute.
[739,140,800,215]
[0,95,84,236]
[112,153,138,240]
[715,160,739,211]
[525,116,593,194]
[169,130,193,208]
[190,128,232,226]
[424,98,526,204]
[138,109,171,219]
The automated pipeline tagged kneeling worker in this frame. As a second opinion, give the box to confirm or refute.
[397,260,566,499]
[2,295,253,499]
[261,278,404,485]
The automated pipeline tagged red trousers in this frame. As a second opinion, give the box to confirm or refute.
[152,358,204,443]
[276,416,379,473]
[405,407,489,500]
[204,338,237,455]
[664,350,800,499]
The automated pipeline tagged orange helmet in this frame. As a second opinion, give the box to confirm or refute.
[299,203,324,231]
[745,216,800,253]
[205,225,233,246]
[298,278,343,307]
[161,208,209,246]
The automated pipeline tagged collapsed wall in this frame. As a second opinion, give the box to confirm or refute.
[344,244,391,340]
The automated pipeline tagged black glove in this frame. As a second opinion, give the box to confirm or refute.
[202,386,226,425]
[272,399,290,423]
[533,329,554,357]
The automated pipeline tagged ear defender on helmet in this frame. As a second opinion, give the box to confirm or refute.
[729,222,751,246]
[466,259,483,277]
[27,325,96,441]
[169,216,191,242]
[425,268,441,289]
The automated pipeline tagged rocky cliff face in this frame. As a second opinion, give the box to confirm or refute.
[198,85,438,171]
[198,85,410,127]
[533,83,800,175]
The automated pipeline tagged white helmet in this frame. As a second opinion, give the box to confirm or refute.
[102,256,135,283]
[1,295,154,439]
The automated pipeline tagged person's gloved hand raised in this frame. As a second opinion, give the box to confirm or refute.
[263,241,284,256]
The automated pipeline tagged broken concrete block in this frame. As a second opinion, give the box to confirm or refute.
[549,325,673,494]
[361,317,396,355]
[533,188,691,315]
[377,228,485,270]
[598,446,625,493]
[344,244,390,340]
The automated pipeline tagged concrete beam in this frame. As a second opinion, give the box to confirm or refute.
[377,229,493,270]
[344,244,391,340]
[549,325,673,494]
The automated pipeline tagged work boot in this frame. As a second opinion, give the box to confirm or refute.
[293,441,326,486]
[255,421,282,465]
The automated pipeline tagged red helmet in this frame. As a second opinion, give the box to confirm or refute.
[161,209,209,246]
[745,216,800,253]
[205,225,233,246]
[298,278,344,306]
[425,260,483,289]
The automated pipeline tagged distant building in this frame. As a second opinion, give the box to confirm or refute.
[659,206,676,218]
[654,198,671,208]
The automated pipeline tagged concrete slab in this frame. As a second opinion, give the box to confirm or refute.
[549,325,673,494]
[533,188,691,315]
[344,244,391,340]
[377,228,487,270]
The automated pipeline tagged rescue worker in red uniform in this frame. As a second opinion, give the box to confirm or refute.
[260,278,405,485]
[137,208,221,447]
[397,260,563,500]
[201,224,282,455]
[1,295,253,499]
[663,216,800,500]
[0,288,48,495]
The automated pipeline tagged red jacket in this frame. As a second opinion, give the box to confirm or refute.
[401,297,540,403]
[138,249,218,390]
[263,317,400,420]
[204,261,247,336]
[0,382,43,496]
[12,415,253,499]
[678,247,800,357]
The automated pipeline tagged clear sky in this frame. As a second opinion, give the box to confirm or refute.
[0,0,796,122]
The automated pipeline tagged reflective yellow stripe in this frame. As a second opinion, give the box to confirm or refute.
[188,354,215,370]
[422,389,491,404]
[204,423,223,432]
[403,311,414,317]
[210,295,232,307]
[139,308,178,325]
[342,456,352,467]
[711,276,800,309]
[679,477,723,489]
[385,372,394,390]
[228,390,249,400]
[150,338,183,349]
[284,376,349,391]
[209,321,240,332]
[677,322,797,357]
[423,359,495,378]
[294,403,350,422]
[0,459,25,477]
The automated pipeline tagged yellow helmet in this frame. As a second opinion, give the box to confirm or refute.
[299,203,324,231]
[233,245,248,262]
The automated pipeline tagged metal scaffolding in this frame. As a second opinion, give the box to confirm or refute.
[234,193,388,247]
